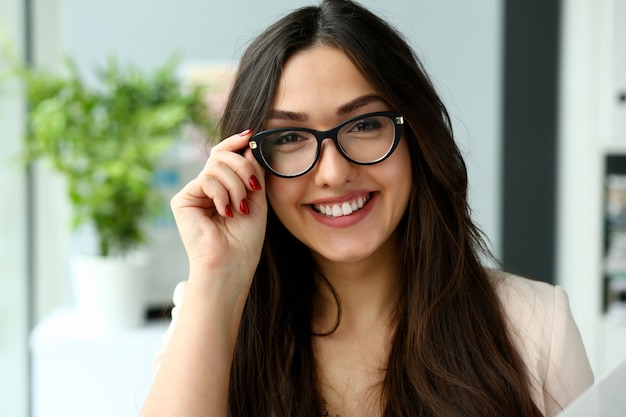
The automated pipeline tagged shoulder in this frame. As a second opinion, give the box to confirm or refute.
[488,270,557,379]
[489,270,565,360]
[489,269,557,325]
[489,269,552,303]
[487,270,594,416]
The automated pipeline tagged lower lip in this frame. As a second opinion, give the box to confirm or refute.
[307,193,377,228]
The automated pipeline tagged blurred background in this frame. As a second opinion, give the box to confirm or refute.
[1,0,624,416]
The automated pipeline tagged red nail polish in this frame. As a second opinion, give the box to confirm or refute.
[249,175,262,191]
[239,129,252,137]
[240,199,249,215]
[225,205,233,218]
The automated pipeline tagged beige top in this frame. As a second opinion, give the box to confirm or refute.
[490,271,594,416]
[154,271,594,417]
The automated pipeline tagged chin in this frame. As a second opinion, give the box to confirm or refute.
[314,246,376,264]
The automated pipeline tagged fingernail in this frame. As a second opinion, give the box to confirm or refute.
[239,129,252,137]
[225,205,234,218]
[249,175,262,191]
[240,199,249,215]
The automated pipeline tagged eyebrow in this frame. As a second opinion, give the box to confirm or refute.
[336,94,386,115]
[267,94,386,122]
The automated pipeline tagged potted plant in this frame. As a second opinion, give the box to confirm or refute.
[18,56,214,329]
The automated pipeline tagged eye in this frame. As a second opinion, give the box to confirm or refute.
[349,118,383,133]
[263,130,314,154]
[273,131,305,145]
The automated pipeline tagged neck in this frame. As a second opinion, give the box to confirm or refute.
[311,236,402,334]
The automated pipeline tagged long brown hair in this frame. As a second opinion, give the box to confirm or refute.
[219,1,544,416]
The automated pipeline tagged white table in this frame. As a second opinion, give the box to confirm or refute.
[559,358,626,416]
[30,307,168,417]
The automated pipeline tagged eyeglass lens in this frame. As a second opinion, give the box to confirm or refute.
[259,114,396,176]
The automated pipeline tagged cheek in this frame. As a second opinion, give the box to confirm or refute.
[385,139,413,192]
[266,177,312,243]
[265,176,286,208]
[383,141,413,218]
[266,176,304,219]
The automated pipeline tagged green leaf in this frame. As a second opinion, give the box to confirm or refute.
[16,53,217,256]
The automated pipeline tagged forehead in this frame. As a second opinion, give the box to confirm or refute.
[271,45,378,114]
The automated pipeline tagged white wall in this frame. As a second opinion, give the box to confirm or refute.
[557,0,626,377]
[29,0,72,325]
[0,1,28,415]
[32,0,503,318]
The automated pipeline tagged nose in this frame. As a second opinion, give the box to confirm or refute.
[312,138,356,187]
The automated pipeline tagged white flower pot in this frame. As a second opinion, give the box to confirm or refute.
[70,252,149,330]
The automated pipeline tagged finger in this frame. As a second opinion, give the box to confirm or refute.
[173,129,263,218]
[171,176,228,217]
[208,136,266,195]
[209,150,264,195]
[210,129,254,154]
[240,145,266,194]
[198,160,252,215]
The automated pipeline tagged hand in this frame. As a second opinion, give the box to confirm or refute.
[170,130,267,283]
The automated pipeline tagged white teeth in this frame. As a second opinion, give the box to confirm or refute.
[314,194,370,218]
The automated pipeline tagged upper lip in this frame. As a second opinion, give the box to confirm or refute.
[307,191,372,206]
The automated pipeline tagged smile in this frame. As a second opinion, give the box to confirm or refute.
[312,193,372,218]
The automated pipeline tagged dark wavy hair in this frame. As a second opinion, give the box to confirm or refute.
[218,1,544,416]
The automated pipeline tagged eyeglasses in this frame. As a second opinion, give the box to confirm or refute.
[248,111,404,178]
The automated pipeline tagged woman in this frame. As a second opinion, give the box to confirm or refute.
[140,1,593,416]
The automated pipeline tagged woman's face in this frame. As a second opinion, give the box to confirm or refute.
[264,45,412,266]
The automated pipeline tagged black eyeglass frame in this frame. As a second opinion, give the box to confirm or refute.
[248,111,405,178]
